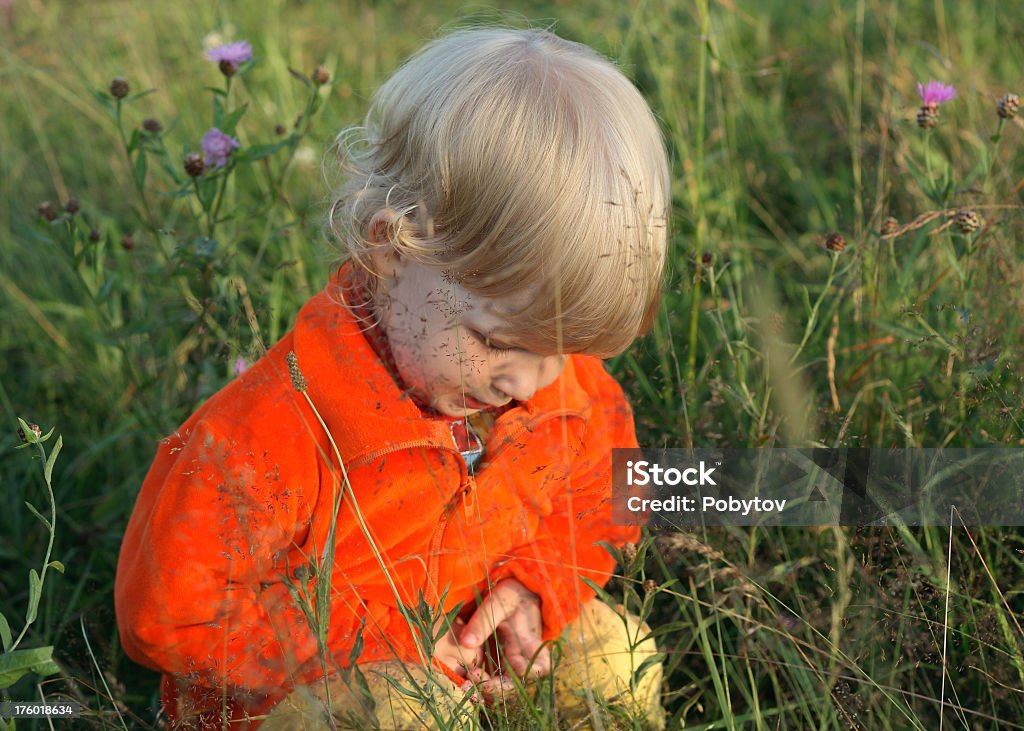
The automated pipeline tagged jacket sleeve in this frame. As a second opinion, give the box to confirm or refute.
[493,364,642,640]
[115,418,358,693]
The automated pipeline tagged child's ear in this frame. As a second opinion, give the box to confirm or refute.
[366,209,402,277]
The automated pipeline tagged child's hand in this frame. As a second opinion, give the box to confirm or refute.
[432,615,484,679]
[461,578,551,680]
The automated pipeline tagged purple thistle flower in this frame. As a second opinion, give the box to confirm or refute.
[917,81,956,107]
[233,356,249,377]
[201,128,240,168]
[206,40,253,65]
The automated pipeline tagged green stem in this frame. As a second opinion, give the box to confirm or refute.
[299,389,436,678]
[924,128,934,198]
[9,440,58,654]
[251,85,325,275]
[114,97,153,222]
[984,118,1006,186]
[208,164,233,237]
[685,0,711,447]
[790,254,840,365]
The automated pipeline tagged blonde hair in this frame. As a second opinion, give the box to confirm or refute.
[329,27,669,357]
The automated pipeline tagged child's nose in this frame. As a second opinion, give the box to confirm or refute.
[493,354,566,402]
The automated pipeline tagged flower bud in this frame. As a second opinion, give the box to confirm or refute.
[184,152,206,178]
[916,104,939,129]
[110,76,130,99]
[997,93,1019,120]
[121,235,136,251]
[312,65,331,86]
[142,118,164,134]
[219,59,238,77]
[64,197,80,215]
[824,232,847,252]
[37,201,58,221]
[621,542,638,564]
[89,229,102,243]
[954,209,981,234]
[274,123,287,136]
[880,216,900,236]
[643,579,658,595]
[700,251,714,267]
[18,423,41,443]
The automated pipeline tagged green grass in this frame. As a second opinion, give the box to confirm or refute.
[2,0,1024,728]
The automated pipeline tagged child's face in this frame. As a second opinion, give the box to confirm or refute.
[374,259,567,417]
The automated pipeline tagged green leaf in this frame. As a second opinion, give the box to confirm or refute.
[47,560,65,574]
[219,104,249,137]
[630,652,666,692]
[288,67,314,89]
[127,88,158,102]
[213,95,225,127]
[1,715,14,731]
[43,435,62,484]
[91,89,115,115]
[127,128,140,154]
[239,140,288,163]
[197,177,218,210]
[579,576,616,607]
[348,619,365,665]
[16,418,35,444]
[0,610,11,652]
[23,502,51,531]
[133,150,148,190]
[0,646,60,689]
[25,569,41,625]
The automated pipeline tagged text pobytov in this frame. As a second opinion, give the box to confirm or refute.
[626,495,788,515]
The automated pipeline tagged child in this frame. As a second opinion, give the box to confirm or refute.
[115,26,669,730]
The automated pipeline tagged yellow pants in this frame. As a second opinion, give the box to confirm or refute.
[263,600,665,730]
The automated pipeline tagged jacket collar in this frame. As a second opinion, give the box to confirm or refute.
[291,265,592,465]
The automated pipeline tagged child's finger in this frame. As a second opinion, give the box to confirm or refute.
[478,673,515,702]
[461,592,516,648]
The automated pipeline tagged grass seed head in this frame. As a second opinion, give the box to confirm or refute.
[880,216,900,236]
[286,351,307,392]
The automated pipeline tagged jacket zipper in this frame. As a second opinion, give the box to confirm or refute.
[422,409,581,606]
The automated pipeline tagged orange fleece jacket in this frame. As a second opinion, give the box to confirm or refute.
[115,269,641,725]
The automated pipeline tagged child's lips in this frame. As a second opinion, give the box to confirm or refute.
[460,395,491,410]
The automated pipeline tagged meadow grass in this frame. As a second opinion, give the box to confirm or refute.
[2,0,1023,728]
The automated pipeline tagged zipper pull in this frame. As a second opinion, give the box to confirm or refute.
[462,476,476,517]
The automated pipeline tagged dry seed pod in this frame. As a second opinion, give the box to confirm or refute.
[824,232,846,252]
[997,93,1019,120]
[954,209,981,234]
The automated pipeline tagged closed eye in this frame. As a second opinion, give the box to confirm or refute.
[468,328,513,352]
